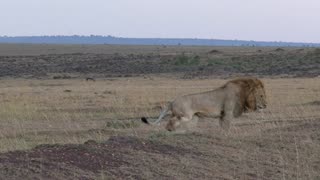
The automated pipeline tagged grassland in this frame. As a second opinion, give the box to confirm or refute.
[0,44,319,79]
[0,44,319,179]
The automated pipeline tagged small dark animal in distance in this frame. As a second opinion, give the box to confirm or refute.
[86,77,96,82]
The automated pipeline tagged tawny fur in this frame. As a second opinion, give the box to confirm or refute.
[141,77,267,131]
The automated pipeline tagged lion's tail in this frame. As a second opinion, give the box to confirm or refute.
[141,103,172,125]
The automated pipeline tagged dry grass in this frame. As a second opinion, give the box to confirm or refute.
[0,76,319,179]
[0,77,318,151]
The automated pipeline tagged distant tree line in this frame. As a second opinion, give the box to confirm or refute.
[0,35,319,47]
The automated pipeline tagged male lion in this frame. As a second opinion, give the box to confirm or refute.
[141,77,267,131]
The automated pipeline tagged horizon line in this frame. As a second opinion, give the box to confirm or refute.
[1,35,320,44]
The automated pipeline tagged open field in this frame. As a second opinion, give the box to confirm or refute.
[0,44,319,179]
[0,77,319,179]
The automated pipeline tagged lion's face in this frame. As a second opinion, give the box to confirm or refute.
[241,78,267,112]
[254,86,267,110]
[165,116,180,131]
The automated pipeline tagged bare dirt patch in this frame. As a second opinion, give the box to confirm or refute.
[1,118,320,179]
[0,136,200,179]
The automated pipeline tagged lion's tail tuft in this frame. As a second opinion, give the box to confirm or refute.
[141,117,149,124]
[141,103,172,125]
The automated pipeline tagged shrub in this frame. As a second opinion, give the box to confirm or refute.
[174,54,200,66]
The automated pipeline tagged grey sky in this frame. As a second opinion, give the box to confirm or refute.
[1,0,319,43]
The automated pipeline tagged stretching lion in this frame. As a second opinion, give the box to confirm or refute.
[141,77,267,131]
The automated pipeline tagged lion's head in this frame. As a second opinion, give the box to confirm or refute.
[165,116,180,131]
[250,82,267,110]
[228,77,267,112]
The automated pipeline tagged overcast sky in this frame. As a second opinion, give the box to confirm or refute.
[1,0,319,43]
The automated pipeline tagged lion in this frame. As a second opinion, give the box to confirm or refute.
[141,77,267,131]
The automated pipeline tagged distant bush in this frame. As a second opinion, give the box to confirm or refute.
[174,54,189,65]
[53,74,72,79]
[314,48,320,54]
[207,59,225,66]
[208,49,221,54]
[274,48,285,52]
[174,54,200,66]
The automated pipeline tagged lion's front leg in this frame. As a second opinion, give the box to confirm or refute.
[220,97,238,130]
[185,115,199,132]
[219,112,231,130]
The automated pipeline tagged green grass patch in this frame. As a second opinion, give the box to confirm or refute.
[207,58,226,66]
[105,120,140,129]
[174,54,200,66]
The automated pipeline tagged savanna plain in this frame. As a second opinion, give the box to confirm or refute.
[0,44,319,179]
